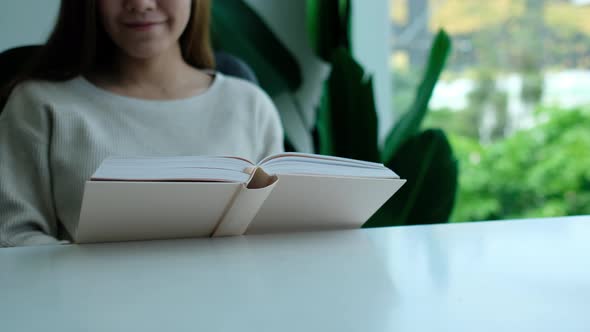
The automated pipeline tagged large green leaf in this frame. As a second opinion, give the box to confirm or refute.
[211,0,302,95]
[316,82,333,155]
[306,0,352,61]
[319,48,379,162]
[365,129,458,227]
[382,30,452,163]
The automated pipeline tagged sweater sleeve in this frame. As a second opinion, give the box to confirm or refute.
[255,90,284,162]
[0,84,61,247]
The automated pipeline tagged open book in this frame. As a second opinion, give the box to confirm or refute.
[74,153,406,243]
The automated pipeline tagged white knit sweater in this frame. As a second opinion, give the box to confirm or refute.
[0,73,284,247]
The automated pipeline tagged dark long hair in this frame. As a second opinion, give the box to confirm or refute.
[2,0,214,100]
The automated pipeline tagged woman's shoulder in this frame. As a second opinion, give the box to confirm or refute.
[8,77,85,103]
[214,73,272,103]
[1,77,94,125]
[0,78,83,133]
[213,73,278,119]
[214,73,281,129]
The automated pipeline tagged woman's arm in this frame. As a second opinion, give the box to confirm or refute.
[0,84,61,247]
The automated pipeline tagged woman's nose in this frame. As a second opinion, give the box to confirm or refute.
[124,0,157,13]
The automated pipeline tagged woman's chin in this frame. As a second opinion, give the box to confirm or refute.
[121,45,175,61]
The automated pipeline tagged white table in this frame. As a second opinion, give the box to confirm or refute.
[1,216,589,332]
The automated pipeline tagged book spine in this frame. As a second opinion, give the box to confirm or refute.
[212,167,278,237]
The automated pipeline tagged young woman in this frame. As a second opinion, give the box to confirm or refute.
[0,0,284,247]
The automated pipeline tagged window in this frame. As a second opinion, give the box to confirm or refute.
[391,0,590,221]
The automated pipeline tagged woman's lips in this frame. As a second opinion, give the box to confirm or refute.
[123,21,164,31]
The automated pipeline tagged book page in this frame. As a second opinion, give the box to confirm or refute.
[259,152,384,168]
[92,156,253,182]
[259,153,399,179]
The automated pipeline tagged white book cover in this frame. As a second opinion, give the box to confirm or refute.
[74,153,406,243]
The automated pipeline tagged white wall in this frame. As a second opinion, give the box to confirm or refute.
[351,0,393,141]
[0,0,59,52]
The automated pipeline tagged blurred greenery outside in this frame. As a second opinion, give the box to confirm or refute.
[390,0,590,222]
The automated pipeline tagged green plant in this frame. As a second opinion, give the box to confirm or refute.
[368,129,458,227]
[451,106,590,222]
[381,30,454,162]
[212,0,459,226]
[308,0,458,227]
[211,0,302,95]
[210,0,307,151]
[369,31,458,227]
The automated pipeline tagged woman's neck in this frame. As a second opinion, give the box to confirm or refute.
[90,44,213,100]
